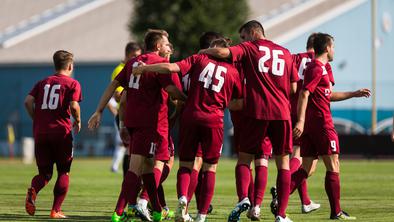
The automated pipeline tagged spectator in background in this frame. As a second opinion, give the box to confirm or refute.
[108,42,142,175]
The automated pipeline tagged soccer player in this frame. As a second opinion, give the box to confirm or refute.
[291,33,371,220]
[24,50,82,219]
[271,33,322,216]
[109,42,142,175]
[199,20,298,222]
[88,29,186,222]
[132,37,242,222]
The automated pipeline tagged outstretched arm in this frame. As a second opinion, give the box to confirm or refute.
[132,63,180,76]
[331,88,371,101]
[293,89,310,139]
[199,47,231,59]
[88,80,120,129]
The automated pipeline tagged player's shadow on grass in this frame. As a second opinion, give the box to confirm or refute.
[0,214,109,221]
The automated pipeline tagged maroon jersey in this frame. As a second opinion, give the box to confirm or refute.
[115,52,174,129]
[229,39,299,120]
[303,59,334,129]
[29,74,82,136]
[291,52,335,119]
[176,54,242,127]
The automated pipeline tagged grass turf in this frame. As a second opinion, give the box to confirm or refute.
[0,158,393,221]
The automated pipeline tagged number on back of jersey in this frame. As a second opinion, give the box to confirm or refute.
[41,84,61,110]
[198,62,226,93]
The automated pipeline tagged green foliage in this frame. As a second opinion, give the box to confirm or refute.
[129,0,249,60]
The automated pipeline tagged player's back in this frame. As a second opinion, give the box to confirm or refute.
[177,54,241,127]
[230,39,296,120]
[30,74,81,136]
[116,52,173,128]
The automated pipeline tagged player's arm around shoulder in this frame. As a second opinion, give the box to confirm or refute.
[24,95,35,120]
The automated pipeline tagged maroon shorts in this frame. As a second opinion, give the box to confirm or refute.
[127,127,169,161]
[34,132,73,171]
[239,117,292,156]
[301,127,340,158]
[179,123,223,164]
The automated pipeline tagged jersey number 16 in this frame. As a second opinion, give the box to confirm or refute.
[41,84,61,110]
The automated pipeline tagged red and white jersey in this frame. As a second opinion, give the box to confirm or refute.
[115,52,175,130]
[29,74,82,136]
[176,54,242,127]
[303,59,335,130]
[229,39,299,120]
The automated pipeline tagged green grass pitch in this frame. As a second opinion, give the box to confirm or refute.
[1,158,394,221]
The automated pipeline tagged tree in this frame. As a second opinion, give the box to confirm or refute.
[129,0,249,60]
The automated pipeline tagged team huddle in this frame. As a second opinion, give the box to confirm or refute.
[24,20,371,222]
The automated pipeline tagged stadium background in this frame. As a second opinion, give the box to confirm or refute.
[0,0,393,158]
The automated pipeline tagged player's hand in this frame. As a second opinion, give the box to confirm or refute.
[120,127,130,147]
[293,121,305,139]
[353,88,371,98]
[198,49,207,54]
[88,112,101,129]
[132,62,145,76]
[391,131,394,142]
[73,121,81,134]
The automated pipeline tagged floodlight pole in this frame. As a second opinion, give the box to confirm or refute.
[371,0,377,135]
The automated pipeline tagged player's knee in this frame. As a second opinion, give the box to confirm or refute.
[202,162,217,172]
[38,166,53,181]
[254,157,269,167]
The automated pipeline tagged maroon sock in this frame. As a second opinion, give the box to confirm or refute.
[52,173,69,212]
[198,171,215,214]
[142,172,161,212]
[115,171,140,215]
[31,174,49,193]
[139,188,149,201]
[290,167,308,194]
[298,180,311,205]
[235,164,251,202]
[325,171,341,217]
[290,158,301,174]
[187,169,199,203]
[195,170,203,209]
[248,169,255,206]
[177,167,191,198]
[157,165,170,207]
[254,166,268,206]
[277,169,290,218]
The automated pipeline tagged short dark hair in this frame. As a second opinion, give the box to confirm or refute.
[313,33,334,55]
[53,50,73,70]
[199,31,224,49]
[306,33,318,50]
[238,20,265,37]
[144,29,169,51]
[125,42,141,56]
[210,38,231,48]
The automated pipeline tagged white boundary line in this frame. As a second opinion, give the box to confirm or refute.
[273,0,368,45]
[257,0,326,30]
[1,0,114,48]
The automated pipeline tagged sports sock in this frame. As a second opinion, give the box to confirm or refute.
[290,167,308,194]
[142,171,162,212]
[157,164,170,207]
[177,167,191,198]
[254,166,268,206]
[298,180,311,205]
[198,171,215,214]
[52,173,69,212]
[31,174,49,193]
[277,169,290,218]
[235,164,251,201]
[289,158,301,174]
[248,168,255,206]
[325,171,341,217]
[115,171,140,215]
[187,169,200,203]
